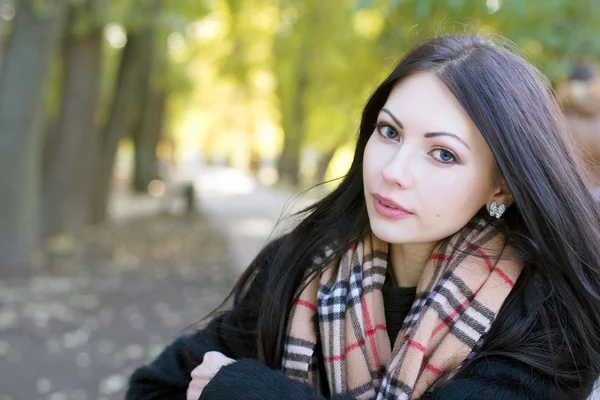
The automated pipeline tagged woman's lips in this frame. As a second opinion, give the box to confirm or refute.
[372,194,413,220]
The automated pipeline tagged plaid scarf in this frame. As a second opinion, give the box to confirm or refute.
[282,217,523,400]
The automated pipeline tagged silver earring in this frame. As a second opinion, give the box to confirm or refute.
[489,201,506,219]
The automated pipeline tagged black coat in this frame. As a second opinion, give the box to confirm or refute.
[126,239,593,400]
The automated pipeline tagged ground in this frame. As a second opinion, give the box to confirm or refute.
[0,167,312,400]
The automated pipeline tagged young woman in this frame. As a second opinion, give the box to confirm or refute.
[126,34,600,400]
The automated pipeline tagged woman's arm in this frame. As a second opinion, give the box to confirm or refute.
[125,325,223,400]
[200,359,355,400]
[199,356,561,400]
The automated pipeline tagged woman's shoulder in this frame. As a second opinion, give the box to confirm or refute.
[423,355,566,400]
[468,269,597,399]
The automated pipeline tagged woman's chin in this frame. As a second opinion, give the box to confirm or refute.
[370,223,417,244]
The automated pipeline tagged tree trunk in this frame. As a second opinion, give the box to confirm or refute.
[42,3,103,239]
[131,26,166,193]
[0,0,67,269]
[132,87,166,192]
[88,28,154,224]
[0,0,5,71]
[277,45,309,187]
[275,1,314,188]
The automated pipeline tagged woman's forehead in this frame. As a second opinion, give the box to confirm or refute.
[382,72,496,164]
[383,73,475,133]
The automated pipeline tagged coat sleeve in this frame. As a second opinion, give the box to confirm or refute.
[199,356,562,400]
[200,358,356,400]
[124,328,221,399]
[419,356,563,400]
[125,236,285,400]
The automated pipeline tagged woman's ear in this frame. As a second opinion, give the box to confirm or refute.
[486,179,514,213]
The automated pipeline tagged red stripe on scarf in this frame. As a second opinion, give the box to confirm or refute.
[425,363,444,375]
[471,247,493,270]
[325,324,388,362]
[344,325,387,353]
[361,296,382,371]
[296,299,317,312]
[429,253,454,262]
[367,324,388,337]
[324,354,346,362]
[472,247,515,286]
[493,268,515,287]
[404,334,426,352]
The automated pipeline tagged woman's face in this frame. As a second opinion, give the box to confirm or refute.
[363,72,505,245]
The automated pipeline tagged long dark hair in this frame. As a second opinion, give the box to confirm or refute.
[211,34,600,395]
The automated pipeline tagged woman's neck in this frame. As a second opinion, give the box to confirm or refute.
[388,242,439,287]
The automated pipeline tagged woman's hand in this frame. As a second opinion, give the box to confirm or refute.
[186,351,235,400]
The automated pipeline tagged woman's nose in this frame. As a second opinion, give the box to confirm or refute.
[381,148,414,188]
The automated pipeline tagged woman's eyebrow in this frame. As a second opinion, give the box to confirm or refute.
[381,107,470,150]
[424,132,470,150]
[381,108,403,129]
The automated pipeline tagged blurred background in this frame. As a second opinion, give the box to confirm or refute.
[1,0,600,399]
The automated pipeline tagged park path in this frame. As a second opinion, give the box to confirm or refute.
[0,167,312,400]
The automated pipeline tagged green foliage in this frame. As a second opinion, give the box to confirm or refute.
[41,0,600,174]
[360,0,600,82]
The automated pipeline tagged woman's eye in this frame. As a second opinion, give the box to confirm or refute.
[431,148,457,164]
[376,123,399,140]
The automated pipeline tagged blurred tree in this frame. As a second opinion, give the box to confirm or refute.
[91,0,208,221]
[269,1,389,186]
[0,0,7,69]
[128,0,210,192]
[274,0,315,186]
[0,0,68,269]
[42,0,104,240]
[0,0,18,72]
[89,1,157,224]
[303,3,386,184]
[204,0,278,173]
[131,27,168,193]
[223,0,261,174]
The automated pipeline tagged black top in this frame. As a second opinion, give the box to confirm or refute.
[125,238,594,400]
[382,276,416,345]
